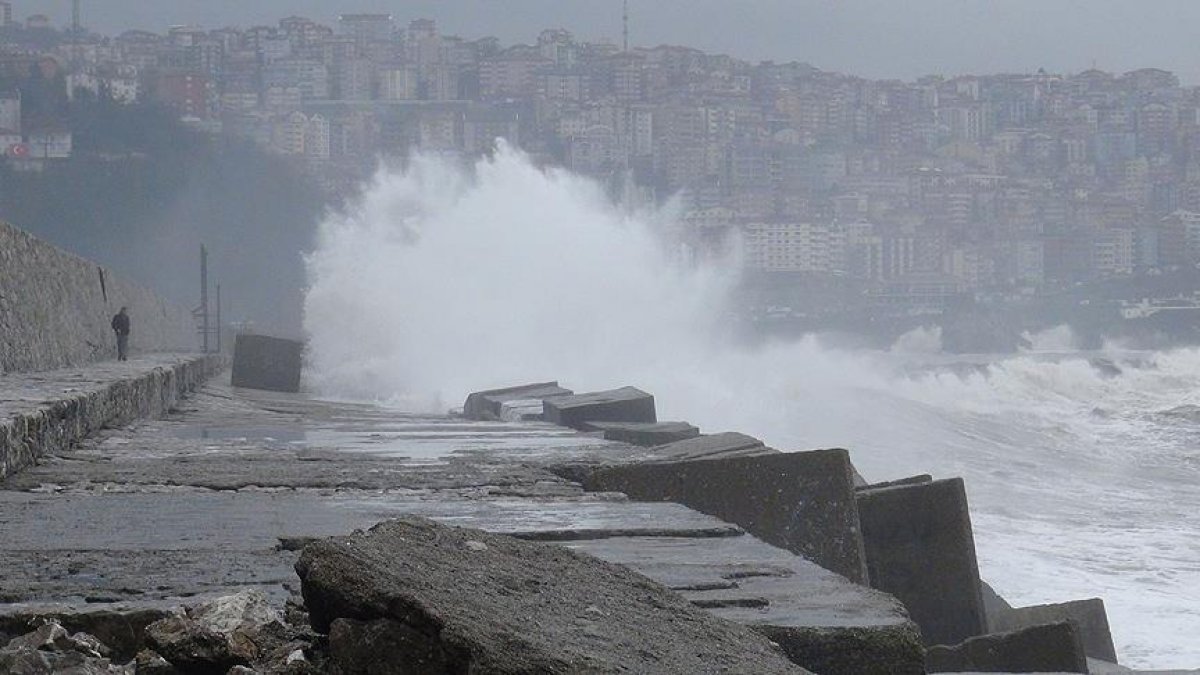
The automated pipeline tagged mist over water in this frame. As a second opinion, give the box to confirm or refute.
[305,148,1200,669]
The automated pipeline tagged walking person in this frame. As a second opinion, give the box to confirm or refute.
[111,307,131,361]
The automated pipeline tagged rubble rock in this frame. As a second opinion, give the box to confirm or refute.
[0,621,129,674]
[145,590,288,672]
[0,607,172,661]
[145,613,241,672]
[133,648,175,675]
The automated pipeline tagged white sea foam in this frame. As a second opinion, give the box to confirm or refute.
[304,147,1200,669]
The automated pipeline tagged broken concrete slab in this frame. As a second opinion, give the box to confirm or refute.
[295,517,809,674]
[462,382,573,421]
[989,597,1117,663]
[542,386,656,429]
[579,448,869,584]
[857,478,987,647]
[566,533,923,675]
[581,421,700,446]
[925,621,1088,673]
[231,334,303,393]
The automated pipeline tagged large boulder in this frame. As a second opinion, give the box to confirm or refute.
[295,517,809,674]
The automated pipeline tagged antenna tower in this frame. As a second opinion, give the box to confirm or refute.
[622,0,629,52]
[70,0,81,70]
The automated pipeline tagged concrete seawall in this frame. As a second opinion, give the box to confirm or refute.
[0,220,197,373]
[0,355,223,479]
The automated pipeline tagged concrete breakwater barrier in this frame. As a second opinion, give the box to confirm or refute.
[0,354,223,480]
[460,380,1123,674]
[0,360,1130,673]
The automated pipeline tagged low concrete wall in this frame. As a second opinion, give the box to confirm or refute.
[0,355,223,479]
[0,220,197,373]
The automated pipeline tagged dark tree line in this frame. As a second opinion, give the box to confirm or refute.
[0,92,328,334]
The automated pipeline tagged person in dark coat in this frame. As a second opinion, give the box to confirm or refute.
[111,307,131,361]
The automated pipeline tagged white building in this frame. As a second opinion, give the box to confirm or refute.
[0,93,19,133]
[304,113,331,160]
[379,65,419,101]
[25,130,72,159]
[740,222,846,273]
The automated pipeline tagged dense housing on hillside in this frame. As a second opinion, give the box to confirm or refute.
[5,9,1200,309]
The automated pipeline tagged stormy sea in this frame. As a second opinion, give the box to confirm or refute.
[303,146,1200,670]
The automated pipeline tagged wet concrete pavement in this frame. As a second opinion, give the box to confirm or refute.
[0,373,914,660]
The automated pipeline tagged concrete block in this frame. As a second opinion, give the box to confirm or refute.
[925,621,1088,673]
[581,448,869,583]
[647,431,768,461]
[582,421,700,446]
[542,386,656,429]
[990,597,1117,663]
[462,381,572,421]
[230,334,303,393]
[856,478,986,646]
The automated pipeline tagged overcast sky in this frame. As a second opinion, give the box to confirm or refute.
[17,1,1200,83]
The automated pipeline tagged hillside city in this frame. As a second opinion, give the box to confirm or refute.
[4,5,1200,330]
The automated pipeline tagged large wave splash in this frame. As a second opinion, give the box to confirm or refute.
[303,148,1200,668]
[303,146,733,410]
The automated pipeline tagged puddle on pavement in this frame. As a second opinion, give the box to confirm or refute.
[168,426,307,442]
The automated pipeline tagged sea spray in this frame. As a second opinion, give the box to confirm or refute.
[304,146,733,410]
[304,147,1200,669]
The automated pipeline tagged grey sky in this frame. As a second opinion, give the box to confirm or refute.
[17,1,1200,83]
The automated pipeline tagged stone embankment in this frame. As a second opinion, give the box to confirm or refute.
[0,219,196,374]
[0,354,222,480]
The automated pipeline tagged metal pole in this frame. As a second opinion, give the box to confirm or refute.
[200,245,209,353]
[215,283,222,353]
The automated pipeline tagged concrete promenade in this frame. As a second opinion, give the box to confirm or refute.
[0,365,924,673]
